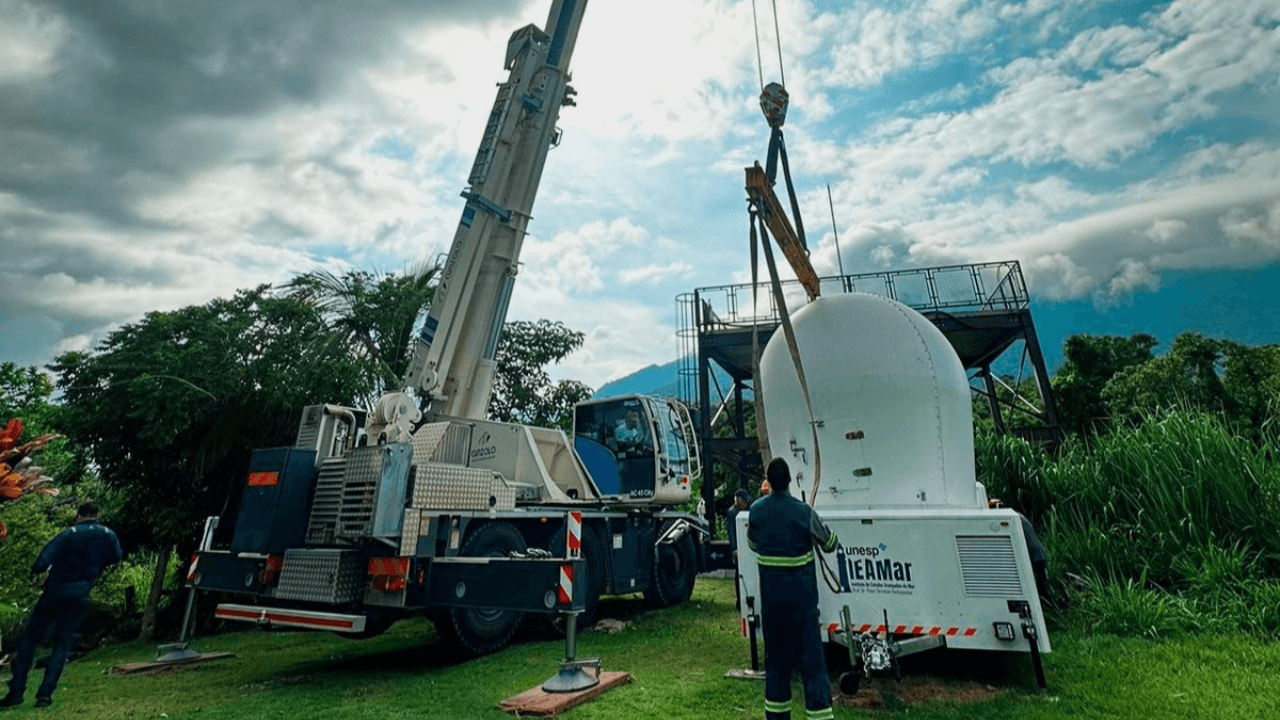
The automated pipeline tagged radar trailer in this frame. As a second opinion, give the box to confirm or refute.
[732,82,1050,691]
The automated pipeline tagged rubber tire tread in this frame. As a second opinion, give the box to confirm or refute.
[644,521,698,607]
[436,521,527,656]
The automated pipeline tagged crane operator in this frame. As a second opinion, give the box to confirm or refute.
[747,458,839,720]
[612,411,647,453]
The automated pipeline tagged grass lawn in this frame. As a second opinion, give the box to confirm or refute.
[4,577,1279,719]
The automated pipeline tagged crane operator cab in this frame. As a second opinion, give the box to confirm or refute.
[572,394,699,505]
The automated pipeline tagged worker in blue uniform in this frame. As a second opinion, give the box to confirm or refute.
[2,503,122,710]
[747,458,839,720]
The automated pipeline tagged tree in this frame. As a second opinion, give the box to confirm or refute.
[1051,333,1158,435]
[282,266,437,407]
[1101,333,1237,425]
[489,320,592,431]
[285,269,593,430]
[1222,343,1280,436]
[51,286,372,639]
[0,364,55,423]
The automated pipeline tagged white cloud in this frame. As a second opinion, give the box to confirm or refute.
[1219,203,1280,249]
[1103,258,1161,301]
[516,217,648,308]
[0,1,66,83]
[619,262,695,285]
[1145,219,1188,244]
[821,0,1007,89]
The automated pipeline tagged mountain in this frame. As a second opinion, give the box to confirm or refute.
[593,361,683,399]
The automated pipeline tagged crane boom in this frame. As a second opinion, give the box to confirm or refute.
[404,0,588,420]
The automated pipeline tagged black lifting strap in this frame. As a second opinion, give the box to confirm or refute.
[749,208,771,466]
[774,130,807,251]
[756,212,822,505]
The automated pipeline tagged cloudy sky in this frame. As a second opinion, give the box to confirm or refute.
[2,0,1278,390]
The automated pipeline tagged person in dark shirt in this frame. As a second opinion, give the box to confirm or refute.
[726,488,751,558]
[725,488,751,610]
[747,459,839,720]
[2,503,122,710]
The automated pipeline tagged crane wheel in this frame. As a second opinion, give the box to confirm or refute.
[645,520,698,607]
[435,521,527,656]
[544,523,605,635]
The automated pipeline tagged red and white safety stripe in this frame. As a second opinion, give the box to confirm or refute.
[567,511,582,558]
[186,554,200,583]
[557,563,575,605]
[827,622,979,638]
[557,511,583,605]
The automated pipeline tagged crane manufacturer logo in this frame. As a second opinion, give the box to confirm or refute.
[471,431,497,461]
[834,542,915,596]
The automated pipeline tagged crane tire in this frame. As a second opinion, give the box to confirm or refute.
[645,521,697,607]
[435,521,527,656]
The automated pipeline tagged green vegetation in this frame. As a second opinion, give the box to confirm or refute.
[978,409,1280,639]
[3,578,1279,719]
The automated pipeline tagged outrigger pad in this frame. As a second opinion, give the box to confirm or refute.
[499,671,631,717]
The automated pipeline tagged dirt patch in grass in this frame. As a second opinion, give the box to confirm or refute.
[889,676,1006,704]
[837,676,1006,707]
[834,671,1013,707]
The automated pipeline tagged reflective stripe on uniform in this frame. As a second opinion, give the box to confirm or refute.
[821,533,838,553]
[756,551,814,568]
[764,698,792,713]
[806,707,834,720]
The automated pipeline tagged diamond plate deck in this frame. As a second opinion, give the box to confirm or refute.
[413,463,515,511]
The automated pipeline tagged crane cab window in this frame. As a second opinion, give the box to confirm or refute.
[576,399,653,457]
[574,398,657,498]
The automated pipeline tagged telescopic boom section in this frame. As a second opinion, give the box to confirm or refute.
[404,0,588,419]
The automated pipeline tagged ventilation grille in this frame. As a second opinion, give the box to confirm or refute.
[411,422,473,467]
[295,405,324,451]
[335,446,382,539]
[434,423,472,465]
[956,535,1024,598]
[306,457,347,545]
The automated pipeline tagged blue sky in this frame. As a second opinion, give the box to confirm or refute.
[1,0,1277,390]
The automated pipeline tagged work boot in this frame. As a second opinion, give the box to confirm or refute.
[0,691,22,709]
[34,696,52,709]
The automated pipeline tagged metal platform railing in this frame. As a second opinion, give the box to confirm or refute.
[675,261,1028,401]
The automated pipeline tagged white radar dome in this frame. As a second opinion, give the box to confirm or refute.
[759,292,978,511]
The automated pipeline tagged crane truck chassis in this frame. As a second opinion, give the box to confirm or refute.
[194,392,705,655]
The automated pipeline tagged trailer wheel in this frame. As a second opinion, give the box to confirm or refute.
[436,521,527,656]
[839,668,863,696]
[545,524,604,634]
[645,521,697,607]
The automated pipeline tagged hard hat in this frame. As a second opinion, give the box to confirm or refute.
[759,479,770,494]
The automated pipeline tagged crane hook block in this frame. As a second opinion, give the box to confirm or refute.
[760,82,789,130]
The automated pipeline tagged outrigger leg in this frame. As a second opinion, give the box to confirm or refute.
[1009,600,1047,689]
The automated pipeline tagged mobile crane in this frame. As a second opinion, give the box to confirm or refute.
[189,0,706,657]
